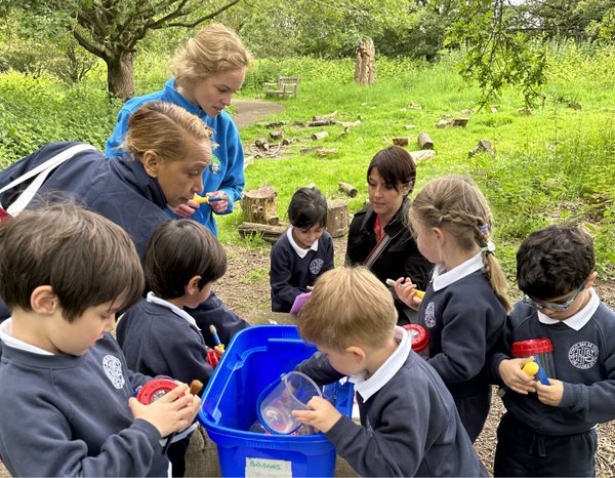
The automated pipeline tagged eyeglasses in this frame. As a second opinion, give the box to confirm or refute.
[522,280,587,311]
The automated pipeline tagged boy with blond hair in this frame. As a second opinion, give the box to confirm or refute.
[0,204,201,477]
[293,266,486,477]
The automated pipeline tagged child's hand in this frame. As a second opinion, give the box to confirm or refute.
[391,277,422,309]
[128,383,201,438]
[535,379,564,406]
[292,396,341,433]
[499,357,537,394]
[207,191,230,214]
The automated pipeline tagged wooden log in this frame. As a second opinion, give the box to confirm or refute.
[392,137,410,146]
[326,200,349,238]
[338,182,358,197]
[450,117,469,127]
[269,130,284,140]
[259,121,287,128]
[335,119,361,128]
[468,140,496,158]
[417,132,434,150]
[408,150,436,164]
[316,148,339,157]
[311,131,329,140]
[254,138,269,150]
[241,186,279,225]
[237,222,286,244]
[312,111,337,121]
[307,119,337,127]
[300,147,322,154]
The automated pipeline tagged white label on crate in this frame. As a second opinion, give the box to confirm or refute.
[245,457,293,477]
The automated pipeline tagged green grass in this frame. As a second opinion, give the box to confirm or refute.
[1,44,614,279]
[221,49,615,279]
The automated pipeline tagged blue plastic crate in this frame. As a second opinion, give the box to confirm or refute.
[198,325,353,477]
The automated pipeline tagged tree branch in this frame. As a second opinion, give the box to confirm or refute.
[162,0,242,28]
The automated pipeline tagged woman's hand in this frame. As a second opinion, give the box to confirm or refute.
[168,199,199,218]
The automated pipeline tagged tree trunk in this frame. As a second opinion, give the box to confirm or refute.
[355,37,376,86]
[106,51,136,101]
[326,200,349,238]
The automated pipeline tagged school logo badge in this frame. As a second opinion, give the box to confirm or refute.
[209,156,221,174]
[568,341,599,370]
[309,258,324,275]
[424,302,436,328]
[102,355,126,389]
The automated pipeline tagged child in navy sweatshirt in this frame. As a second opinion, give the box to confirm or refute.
[491,225,615,477]
[293,266,486,477]
[394,175,510,442]
[270,186,334,312]
[117,219,228,476]
[0,204,201,477]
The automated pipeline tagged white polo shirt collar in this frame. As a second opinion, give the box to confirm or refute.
[0,318,54,355]
[349,326,411,402]
[146,292,200,331]
[537,288,600,331]
[432,251,484,291]
[287,226,319,259]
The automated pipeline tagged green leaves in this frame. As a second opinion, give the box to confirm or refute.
[446,0,547,109]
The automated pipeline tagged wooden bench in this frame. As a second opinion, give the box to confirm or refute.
[263,75,299,99]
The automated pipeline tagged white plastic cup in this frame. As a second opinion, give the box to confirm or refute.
[258,371,322,434]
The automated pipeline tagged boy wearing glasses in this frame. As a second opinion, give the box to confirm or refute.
[490,225,615,477]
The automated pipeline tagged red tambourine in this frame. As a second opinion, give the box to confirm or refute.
[136,378,178,405]
[403,324,430,353]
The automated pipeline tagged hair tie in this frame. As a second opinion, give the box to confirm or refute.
[479,223,490,235]
[481,241,496,254]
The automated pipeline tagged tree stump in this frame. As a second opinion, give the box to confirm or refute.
[327,200,349,238]
[241,186,279,225]
[355,37,376,86]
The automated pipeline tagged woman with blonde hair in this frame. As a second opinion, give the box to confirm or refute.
[106,23,251,236]
[105,25,252,366]
[0,101,249,354]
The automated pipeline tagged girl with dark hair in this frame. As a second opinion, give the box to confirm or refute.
[270,187,334,313]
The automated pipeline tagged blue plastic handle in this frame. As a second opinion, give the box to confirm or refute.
[534,357,551,385]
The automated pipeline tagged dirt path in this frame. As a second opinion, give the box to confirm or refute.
[232,99,285,129]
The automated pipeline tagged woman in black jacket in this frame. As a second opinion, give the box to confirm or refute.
[346,146,432,324]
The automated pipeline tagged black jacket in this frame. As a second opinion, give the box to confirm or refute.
[346,200,432,320]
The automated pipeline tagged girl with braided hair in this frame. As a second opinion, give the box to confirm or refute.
[394,174,510,442]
